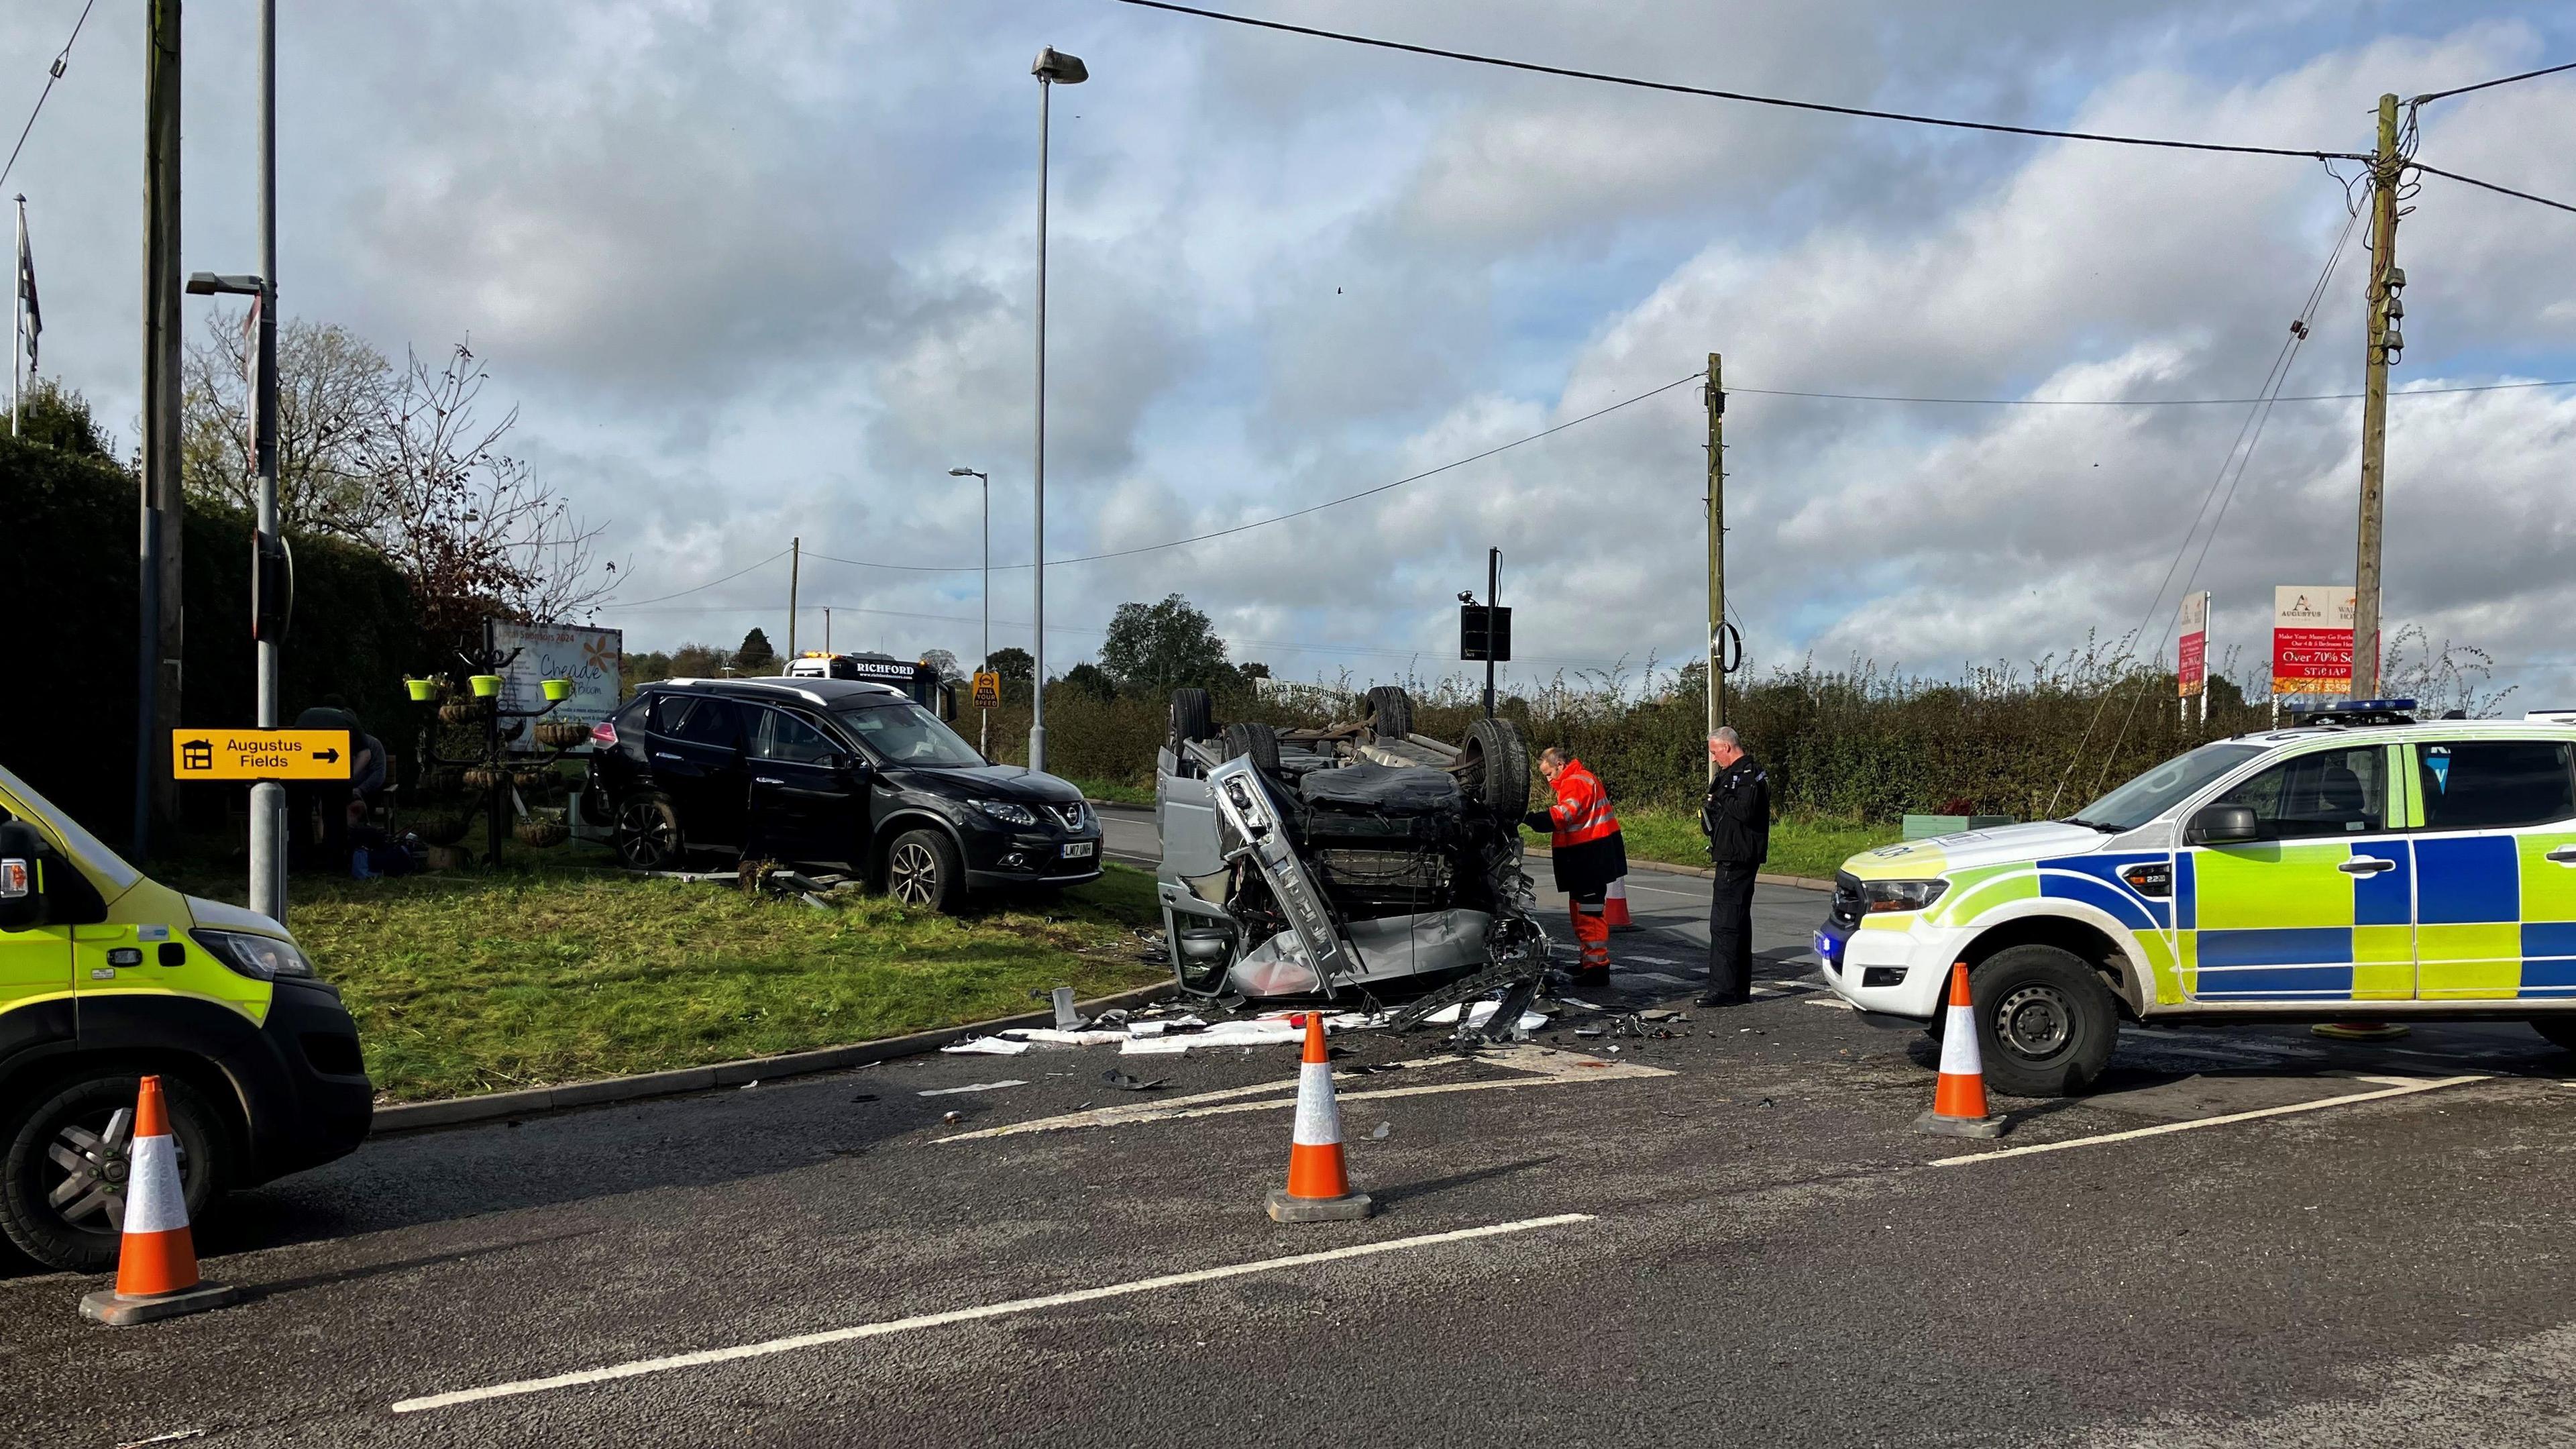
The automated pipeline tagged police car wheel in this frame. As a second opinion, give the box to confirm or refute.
[1967,946,2118,1097]
[614,794,684,871]
[0,1073,232,1274]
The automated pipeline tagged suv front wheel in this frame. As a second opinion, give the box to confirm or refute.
[1957,945,2119,1097]
[885,828,966,913]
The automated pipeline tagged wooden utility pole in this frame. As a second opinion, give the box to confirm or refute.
[1704,352,1725,780]
[787,535,801,661]
[135,0,184,856]
[2351,93,2402,700]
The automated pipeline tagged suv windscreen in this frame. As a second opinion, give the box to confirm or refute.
[833,700,984,767]
[2420,740,2576,830]
[2212,743,2387,839]
[2070,740,2267,831]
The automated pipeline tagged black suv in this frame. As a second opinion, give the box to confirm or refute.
[583,678,1102,910]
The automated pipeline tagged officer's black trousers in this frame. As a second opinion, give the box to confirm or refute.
[1705,863,1758,1003]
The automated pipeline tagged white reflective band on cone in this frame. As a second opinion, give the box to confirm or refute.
[1937,1003,1982,1077]
[123,1134,190,1235]
[1291,1061,1342,1146]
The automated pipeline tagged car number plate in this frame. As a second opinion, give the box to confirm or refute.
[1813,929,1837,960]
[1062,842,1095,859]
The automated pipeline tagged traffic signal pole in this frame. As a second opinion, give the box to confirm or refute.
[1483,547,1499,720]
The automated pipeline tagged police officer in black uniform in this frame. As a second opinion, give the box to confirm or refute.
[1699,725,1770,1007]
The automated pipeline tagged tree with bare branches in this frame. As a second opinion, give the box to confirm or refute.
[181,309,393,539]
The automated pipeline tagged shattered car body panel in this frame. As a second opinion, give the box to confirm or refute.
[1154,693,1544,1004]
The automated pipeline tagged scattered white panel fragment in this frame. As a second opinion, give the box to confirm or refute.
[941,1036,1032,1056]
[918,1080,1028,1097]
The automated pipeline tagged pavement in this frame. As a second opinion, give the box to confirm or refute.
[9,810,2576,1446]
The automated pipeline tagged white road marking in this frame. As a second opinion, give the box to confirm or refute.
[936,1044,1668,1142]
[1803,998,1857,1010]
[390,1214,1599,1414]
[1930,1075,2487,1167]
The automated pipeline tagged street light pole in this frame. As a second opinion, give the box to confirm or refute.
[950,466,990,755]
[249,0,285,924]
[1029,45,1085,775]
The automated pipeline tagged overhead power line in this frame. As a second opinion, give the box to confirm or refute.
[614,547,790,606]
[0,0,99,191]
[2409,160,2576,217]
[1112,0,2365,162]
[1731,378,2576,406]
[2412,59,2576,106]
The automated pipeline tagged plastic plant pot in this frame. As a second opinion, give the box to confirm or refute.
[541,678,574,702]
[405,678,439,702]
[470,674,503,698]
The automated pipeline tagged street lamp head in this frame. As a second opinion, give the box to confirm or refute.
[185,271,264,297]
[1032,46,1088,85]
[949,467,986,478]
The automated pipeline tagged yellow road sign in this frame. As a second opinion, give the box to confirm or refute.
[971,671,1002,708]
[172,729,353,782]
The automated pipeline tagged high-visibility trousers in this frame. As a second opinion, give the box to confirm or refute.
[1569,890,1611,971]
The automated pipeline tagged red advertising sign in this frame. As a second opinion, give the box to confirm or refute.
[2177,592,2209,699]
[2271,586,2354,696]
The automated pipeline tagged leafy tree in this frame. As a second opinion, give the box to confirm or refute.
[1098,594,1232,694]
[16,379,113,460]
[918,648,966,684]
[735,627,778,672]
[1062,661,1118,701]
[1238,661,1272,685]
[623,650,674,695]
[985,647,1034,681]
[669,641,730,678]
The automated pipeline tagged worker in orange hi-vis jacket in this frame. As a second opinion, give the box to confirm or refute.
[1525,746,1627,985]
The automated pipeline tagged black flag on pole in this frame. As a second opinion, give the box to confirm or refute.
[15,206,38,376]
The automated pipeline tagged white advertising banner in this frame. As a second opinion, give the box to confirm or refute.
[489,622,624,745]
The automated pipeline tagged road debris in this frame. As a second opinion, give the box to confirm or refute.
[941,1110,965,1124]
[943,1036,1033,1056]
[1370,1122,1391,1139]
[1102,1070,1169,1091]
[918,1080,1029,1097]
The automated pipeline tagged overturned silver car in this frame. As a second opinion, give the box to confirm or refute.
[1152,686,1547,1009]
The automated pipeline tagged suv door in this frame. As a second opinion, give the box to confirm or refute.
[648,694,749,851]
[2405,738,2576,1001]
[747,706,867,865]
[2183,742,2409,1002]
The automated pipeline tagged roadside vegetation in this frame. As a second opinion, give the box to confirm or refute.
[173,852,1164,1104]
[1526,810,1899,881]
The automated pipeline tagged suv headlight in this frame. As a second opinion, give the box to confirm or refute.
[972,800,1039,827]
[1860,879,1949,914]
[192,928,317,981]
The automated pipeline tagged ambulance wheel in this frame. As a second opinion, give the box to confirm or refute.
[1,1072,232,1274]
[1965,946,2118,1097]
[1366,686,1413,741]
[2531,1018,2576,1053]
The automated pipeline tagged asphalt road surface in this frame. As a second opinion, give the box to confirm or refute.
[10,816,2576,1446]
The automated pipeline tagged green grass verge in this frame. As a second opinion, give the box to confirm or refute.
[1069,775,1155,807]
[176,851,1165,1104]
[1523,808,1900,881]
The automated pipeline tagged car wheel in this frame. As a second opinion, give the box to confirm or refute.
[2532,1018,2576,1053]
[1169,688,1215,751]
[614,794,685,871]
[1966,945,2118,1096]
[1220,722,1282,774]
[885,828,966,913]
[1366,685,1413,741]
[1,1073,231,1274]
[1458,716,1531,820]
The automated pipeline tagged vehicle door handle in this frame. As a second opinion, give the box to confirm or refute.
[2339,857,2397,875]
[754,777,785,786]
[653,751,683,762]
[2550,846,2576,865]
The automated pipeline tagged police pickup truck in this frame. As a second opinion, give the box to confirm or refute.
[1819,701,2576,1095]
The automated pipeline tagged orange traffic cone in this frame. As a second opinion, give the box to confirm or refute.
[1265,1012,1375,1223]
[78,1076,238,1326]
[1915,964,2007,1140]
[1604,877,1638,931]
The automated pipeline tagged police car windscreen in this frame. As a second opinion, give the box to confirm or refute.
[2071,739,2267,831]
[834,700,985,767]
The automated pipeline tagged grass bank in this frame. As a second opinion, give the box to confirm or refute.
[1525,810,1898,882]
[179,852,1165,1103]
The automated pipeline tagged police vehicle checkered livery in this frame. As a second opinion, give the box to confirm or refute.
[1817,702,2576,1095]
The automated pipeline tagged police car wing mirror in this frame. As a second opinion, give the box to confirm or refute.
[0,821,52,932]
[2188,804,2259,845]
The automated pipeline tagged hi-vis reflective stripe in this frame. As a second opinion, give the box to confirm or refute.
[1937,1000,1981,1077]
[123,1134,189,1234]
[1291,1061,1342,1146]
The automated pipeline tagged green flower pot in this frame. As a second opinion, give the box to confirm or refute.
[540,678,574,702]
[469,674,503,698]
[405,678,439,702]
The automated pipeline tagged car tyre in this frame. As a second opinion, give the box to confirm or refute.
[613,794,686,871]
[1220,721,1282,774]
[1962,945,2119,1096]
[1,1073,232,1274]
[1169,689,1215,751]
[885,828,967,914]
[1365,685,1413,741]
[2532,1018,2576,1053]
[1458,716,1531,820]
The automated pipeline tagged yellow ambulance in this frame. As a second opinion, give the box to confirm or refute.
[0,761,371,1271]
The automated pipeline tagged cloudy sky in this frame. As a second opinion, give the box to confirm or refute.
[4,1,2571,705]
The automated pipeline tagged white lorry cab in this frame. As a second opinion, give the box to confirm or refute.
[1817,701,2576,1095]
